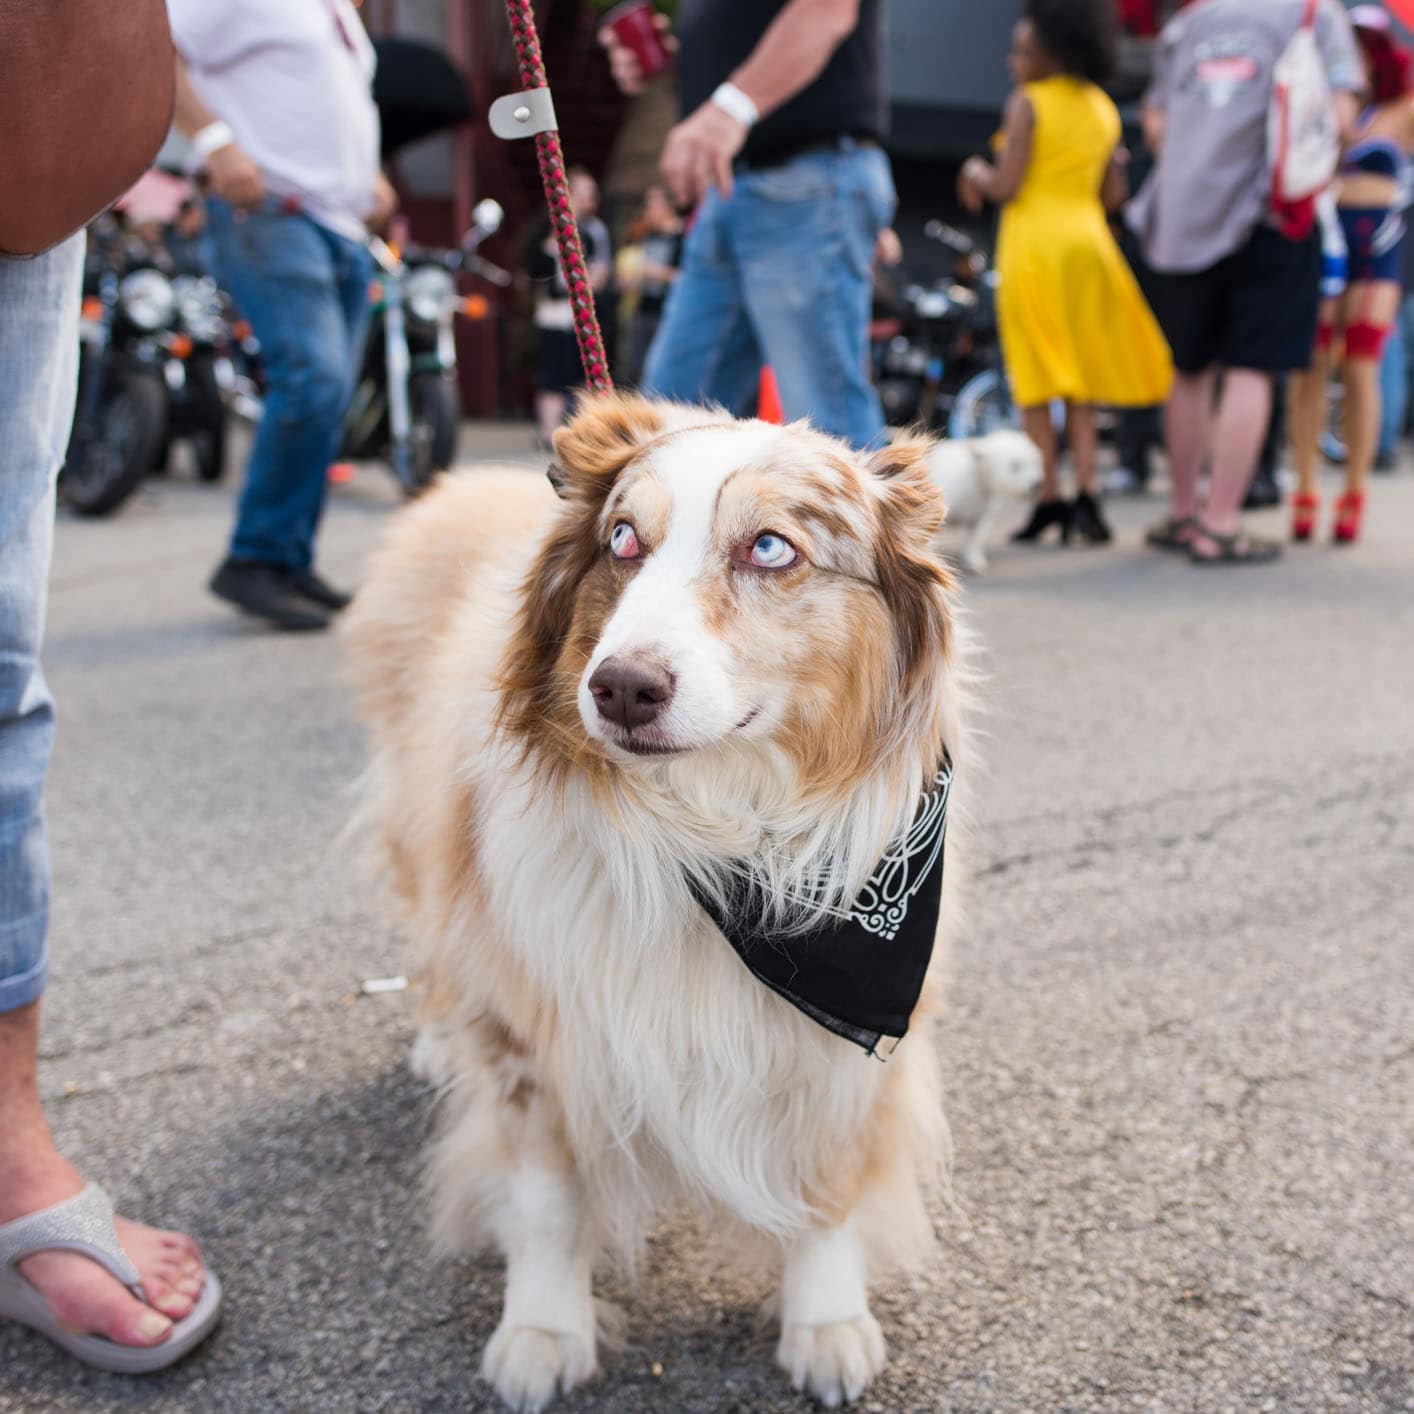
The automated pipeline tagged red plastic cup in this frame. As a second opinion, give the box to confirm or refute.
[602,0,671,81]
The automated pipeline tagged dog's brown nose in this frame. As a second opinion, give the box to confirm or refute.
[588,657,675,730]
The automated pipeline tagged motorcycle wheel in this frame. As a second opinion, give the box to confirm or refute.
[877,378,922,428]
[406,371,460,496]
[191,420,228,483]
[62,370,167,518]
[947,368,1019,440]
[188,362,229,483]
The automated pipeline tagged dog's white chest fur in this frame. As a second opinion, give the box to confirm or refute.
[475,767,883,1246]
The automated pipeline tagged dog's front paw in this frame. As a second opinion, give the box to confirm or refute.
[777,1313,886,1408]
[481,1323,597,1413]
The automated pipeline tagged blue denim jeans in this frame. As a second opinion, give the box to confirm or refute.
[642,142,897,450]
[205,200,372,570]
[0,236,83,1014]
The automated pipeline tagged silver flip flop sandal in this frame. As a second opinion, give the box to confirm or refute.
[0,1184,222,1373]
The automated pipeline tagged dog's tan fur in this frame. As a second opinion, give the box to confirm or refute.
[346,395,967,1409]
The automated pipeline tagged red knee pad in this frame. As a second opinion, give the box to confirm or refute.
[1315,322,1337,352]
[1344,321,1392,360]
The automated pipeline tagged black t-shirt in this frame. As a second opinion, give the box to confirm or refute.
[676,0,887,166]
[527,217,611,296]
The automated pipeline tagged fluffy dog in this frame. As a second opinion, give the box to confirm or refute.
[347,395,967,1411]
[927,428,1044,573]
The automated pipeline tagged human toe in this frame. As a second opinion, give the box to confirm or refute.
[24,1251,174,1347]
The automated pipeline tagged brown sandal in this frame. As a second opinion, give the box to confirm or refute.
[1145,515,1197,552]
[1187,527,1282,565]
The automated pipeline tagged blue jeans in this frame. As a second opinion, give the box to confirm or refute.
[0,237,83,1014]
[204,200,372,570]
[642,142,896,450]
[1378,293,1414,459]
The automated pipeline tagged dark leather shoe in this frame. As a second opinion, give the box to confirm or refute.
[1011,498,1073,544]
[209,560,330,632]
[1071,490,1113,545]
[285,569,353,612]
[1243,473,1282,510]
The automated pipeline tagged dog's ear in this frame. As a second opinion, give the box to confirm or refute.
[867,433,947,543]
[867,434,954,685]
[549,393,666,504]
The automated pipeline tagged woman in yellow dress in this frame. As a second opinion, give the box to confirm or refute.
[959,0,1173,546]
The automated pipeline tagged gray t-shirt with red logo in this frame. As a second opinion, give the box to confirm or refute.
[1128,0,1362,274]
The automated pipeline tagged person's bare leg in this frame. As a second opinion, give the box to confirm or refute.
[1021,404,1060,500]
[1342,280,1402,499]
[1190,367,1272,552]
[1343,355,1381,499]
[0,1001,206,1345]
[1067,403,1098,494]
[1288,350,1332,500]
[534,391,566,446]
[1165,368,1218,522]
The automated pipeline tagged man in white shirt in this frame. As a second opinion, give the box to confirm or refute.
[169,0,396,630]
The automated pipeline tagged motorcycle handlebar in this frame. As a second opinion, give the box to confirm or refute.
[923,219,977,257]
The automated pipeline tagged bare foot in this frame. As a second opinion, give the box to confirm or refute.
[5,1164,206,1348]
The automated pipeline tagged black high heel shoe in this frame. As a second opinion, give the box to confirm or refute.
[1071,490,1113,545]
[1011,498,1073,544]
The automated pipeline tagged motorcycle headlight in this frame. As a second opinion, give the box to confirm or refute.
[406,266,456,327]
[174,276,224,343]
[119,269,175,332]
[913,291,952,321]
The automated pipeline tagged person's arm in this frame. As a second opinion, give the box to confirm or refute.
[368,174,399,232]
[585,223,612,294]
[727,0,861,122]
[653,0,863,207]
[1102,146,1131,213]
[1141,102,1166,157]
[172,55,265,210]
[957,91,1034,213]
[1333,90,1361,148]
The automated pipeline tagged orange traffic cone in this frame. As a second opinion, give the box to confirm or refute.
[757,365,784,425]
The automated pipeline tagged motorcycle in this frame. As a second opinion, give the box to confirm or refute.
[874,221,1016,440]
[161,273,234,484]
[62,220,174,516]
[341,198,509,494]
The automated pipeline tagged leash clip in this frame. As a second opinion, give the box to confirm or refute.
[489,86,559,140]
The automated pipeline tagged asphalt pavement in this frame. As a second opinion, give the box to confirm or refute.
[2,429,1411,1413]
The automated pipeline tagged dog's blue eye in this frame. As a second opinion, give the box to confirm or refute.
[749,533,796,569]
[610,522,640,559]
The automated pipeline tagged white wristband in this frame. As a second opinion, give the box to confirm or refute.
[710,82,759,129]
[191,120,236,168]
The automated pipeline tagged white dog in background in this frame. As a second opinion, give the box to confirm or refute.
[926,429,1044,573]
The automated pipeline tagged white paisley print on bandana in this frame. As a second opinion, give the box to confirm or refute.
[847,761,953,941]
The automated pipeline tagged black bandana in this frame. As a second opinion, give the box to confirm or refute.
[688,757,954,1056]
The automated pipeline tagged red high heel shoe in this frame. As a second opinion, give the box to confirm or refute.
[1333,490,1365,544]
[1291,492,1320,542]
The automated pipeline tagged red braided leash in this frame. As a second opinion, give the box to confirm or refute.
[503,0,613,395]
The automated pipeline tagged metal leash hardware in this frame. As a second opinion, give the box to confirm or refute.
[494,0,613,395]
